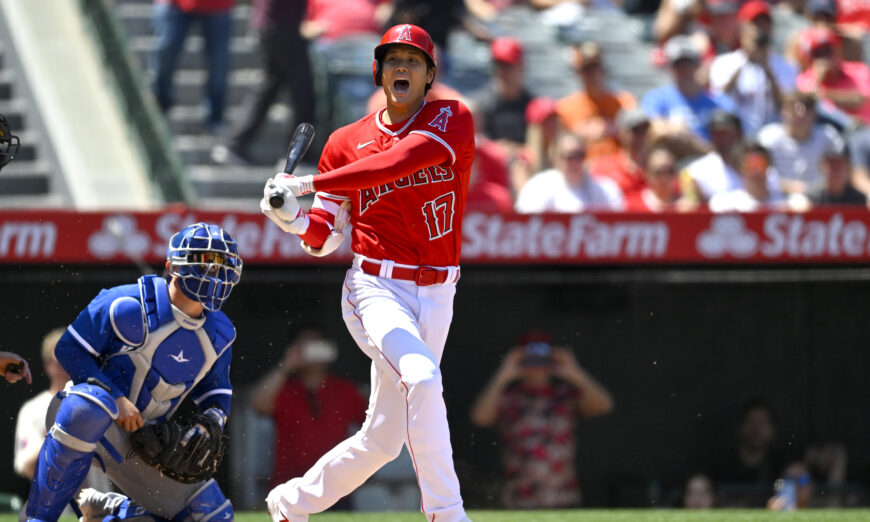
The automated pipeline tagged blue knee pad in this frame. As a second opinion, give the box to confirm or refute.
[25,383,118,521]
[171,480,232,522]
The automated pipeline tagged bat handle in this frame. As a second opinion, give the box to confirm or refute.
[268,191,285,209]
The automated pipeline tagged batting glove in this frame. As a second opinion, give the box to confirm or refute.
[261,180,309,235]
[273,173,315,197]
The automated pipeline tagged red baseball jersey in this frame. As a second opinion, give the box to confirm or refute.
[313,99,475,266]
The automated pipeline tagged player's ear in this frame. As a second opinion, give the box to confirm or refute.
[426,66,435,86]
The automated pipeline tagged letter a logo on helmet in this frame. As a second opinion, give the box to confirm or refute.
[397,24,414,42]
[372,24,436,87]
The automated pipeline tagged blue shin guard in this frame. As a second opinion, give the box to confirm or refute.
[171,480,233,522]
[25,383,118,521]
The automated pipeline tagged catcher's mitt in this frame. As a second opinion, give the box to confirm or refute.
[129,412,228,484]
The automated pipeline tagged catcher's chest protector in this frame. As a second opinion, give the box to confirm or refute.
[101,275,233,423]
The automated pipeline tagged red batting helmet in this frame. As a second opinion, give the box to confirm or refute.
[372,24,436,87]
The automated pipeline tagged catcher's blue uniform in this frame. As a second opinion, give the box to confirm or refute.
[24,223,242,522]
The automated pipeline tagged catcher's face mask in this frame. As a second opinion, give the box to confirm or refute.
[167,223,243,311]
[0,114,20,172]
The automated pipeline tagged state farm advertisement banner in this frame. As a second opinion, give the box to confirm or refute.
[1,208,870,265]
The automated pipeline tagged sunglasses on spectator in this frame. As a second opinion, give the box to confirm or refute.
[580,62,603,73]
[561,149,586,160]
[651,165,678,175]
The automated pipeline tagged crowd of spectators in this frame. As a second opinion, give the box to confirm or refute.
[179,0,870,214]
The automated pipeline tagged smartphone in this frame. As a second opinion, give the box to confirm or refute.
[4,361,24,374]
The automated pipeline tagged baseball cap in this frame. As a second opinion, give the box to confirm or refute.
[615,107,650,131]
[526,96,558,124]
[515,330,554,367]
[522,341,554,367]
[823,135,848,158]
[802,26,839,55]
[664,35,700,64]
[300,339,338,364]
[737,0,771,22]
[708,108,741,130]
[807,0,837,16]
[706,0,739,14]
[491,36,523,65]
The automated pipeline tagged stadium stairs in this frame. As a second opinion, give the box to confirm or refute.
[114,0,308,210]
[0,36,64,207]
[106,1,667,210]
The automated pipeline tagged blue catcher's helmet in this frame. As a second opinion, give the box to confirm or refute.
[167,223,243,311]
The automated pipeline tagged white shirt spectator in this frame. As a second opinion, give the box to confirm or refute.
[683,151,744,201]
[709,176,809,211]
[757,123,843,191]
[15,387,114,497]
[709,50,797,136]
[515,169,625,213]
[14,390,52,477]
[708,186,789,212]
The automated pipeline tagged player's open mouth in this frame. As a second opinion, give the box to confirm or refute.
[393,79,410,93]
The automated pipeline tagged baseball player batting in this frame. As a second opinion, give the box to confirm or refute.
[22,223,243,521]
[261,24,475,522]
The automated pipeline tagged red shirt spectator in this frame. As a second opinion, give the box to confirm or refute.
[251,328,367,488]
[271,375,366,486]
[624,147,684,212]
[795,27,870,125]
[468,138,514,213]
[587,108,652,199]
[589,152,647,198]
[304,0,390,41]
[835,0,870,30]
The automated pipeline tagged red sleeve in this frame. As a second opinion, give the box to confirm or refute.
[312,133,451,193]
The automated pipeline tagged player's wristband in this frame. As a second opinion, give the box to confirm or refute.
[204,406,227,431]
[298,175,315,196]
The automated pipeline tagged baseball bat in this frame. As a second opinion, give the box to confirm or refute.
[269,122,316,209]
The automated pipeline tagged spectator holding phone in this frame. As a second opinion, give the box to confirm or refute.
[470,331,614,509]
[709,0,796,137]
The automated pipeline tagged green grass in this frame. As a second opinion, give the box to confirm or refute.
[10,509,870,521]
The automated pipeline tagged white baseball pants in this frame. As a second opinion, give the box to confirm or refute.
[268,263,468,522]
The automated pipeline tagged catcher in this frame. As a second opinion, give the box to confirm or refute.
[22,223,243,522]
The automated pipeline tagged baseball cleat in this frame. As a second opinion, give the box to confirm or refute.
[77,488,128,520]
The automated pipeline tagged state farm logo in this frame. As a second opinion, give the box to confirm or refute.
[697,213,870,259]
[0,221,56,257]
[697,215,758,258]
[88,215,152,259]
[463,214,669,259]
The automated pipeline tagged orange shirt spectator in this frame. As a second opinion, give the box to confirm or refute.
[556,42,636,159]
